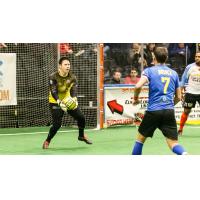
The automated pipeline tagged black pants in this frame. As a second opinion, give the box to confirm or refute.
[46,103,85,142]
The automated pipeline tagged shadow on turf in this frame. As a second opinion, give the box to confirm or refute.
[46,146,89,152]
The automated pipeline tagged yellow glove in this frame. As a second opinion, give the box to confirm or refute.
[57,99,67,112]
[62,96,78,110]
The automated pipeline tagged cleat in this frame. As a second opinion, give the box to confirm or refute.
[78,134,92,145]
[42,140,50,149]
[178,129,183,136]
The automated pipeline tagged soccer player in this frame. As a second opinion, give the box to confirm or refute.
[42,57,92,149]
[132,47,187,155]
[178,51,200,135]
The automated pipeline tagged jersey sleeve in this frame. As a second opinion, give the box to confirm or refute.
[141,68,150,82]
[174,72,180,89]
[70,75,78,97]
[49,75,59,101]
[180,64,191,87]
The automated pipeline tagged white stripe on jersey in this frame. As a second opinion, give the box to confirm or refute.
[186,64,200,94]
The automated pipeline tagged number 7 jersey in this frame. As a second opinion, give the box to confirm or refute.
[142,65,179,111]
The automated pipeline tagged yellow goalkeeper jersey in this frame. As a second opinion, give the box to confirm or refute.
[48,71,77,104]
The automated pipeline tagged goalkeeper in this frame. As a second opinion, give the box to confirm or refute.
[42,57,92,149]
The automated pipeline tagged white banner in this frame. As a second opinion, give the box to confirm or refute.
[0,53,17,105]
[104,85,148,127]
[104,85,200,127]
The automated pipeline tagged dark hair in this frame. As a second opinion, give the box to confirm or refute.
[130,67,138,72]
[59,57,69,65]
[154,47,168,64]
[113,69,121,76]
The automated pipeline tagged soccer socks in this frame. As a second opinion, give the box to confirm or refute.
[79,128,84,137]
[132,141,144,155]
[172,144,187,155]
[179,112,189,131]
[46,124,61,142]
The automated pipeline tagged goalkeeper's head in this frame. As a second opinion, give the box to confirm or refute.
[58,57,71,77]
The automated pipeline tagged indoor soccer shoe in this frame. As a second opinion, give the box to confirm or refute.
[78,134,92,144]
[42,140,50,149]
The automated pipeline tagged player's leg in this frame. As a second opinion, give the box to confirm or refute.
[132,111,158,155]
[178,107,191,135]
[179,93,195,135]
[166,138,187,155]
[43,104,64,149]
[160,109,187,155]
[132,132,146,155]
[67,107,92,144]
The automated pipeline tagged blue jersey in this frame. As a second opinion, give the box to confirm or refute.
[142,65,179,111]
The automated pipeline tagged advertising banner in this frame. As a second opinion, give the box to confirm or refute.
[104,85,200,127]
[0,53,17,105]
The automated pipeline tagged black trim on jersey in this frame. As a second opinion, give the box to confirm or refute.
[49,77,59,101]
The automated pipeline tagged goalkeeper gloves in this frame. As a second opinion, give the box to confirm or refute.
[57,99,67,112]
[62,96,78,110]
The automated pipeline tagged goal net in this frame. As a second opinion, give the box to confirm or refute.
[0,43,98,129]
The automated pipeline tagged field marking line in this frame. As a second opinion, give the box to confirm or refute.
[0,128,99,136]
[0,126,199,136]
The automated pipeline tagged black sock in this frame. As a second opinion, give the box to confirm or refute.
[46,125,60,142]
[79,128,84,137]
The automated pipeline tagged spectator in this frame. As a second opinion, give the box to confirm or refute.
[127,43,141,67]
[109,70,122,84]
[144,43,155,66]
[124,67,140,84]
[187,43,197,64]
[168,43,191,79]
[60,43,73,54]
[127,43,147,75]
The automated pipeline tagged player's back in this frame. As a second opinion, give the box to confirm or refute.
[143,65,179,111]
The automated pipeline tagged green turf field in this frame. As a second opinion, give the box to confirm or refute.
[0,125,199,155]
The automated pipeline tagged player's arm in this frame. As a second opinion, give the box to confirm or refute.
[180,86,186,101]
[174,72,182,105]
[180,65,190,101]
[49,76,66,110]
[65,83,78,109]
[174,87,182,105]
[133,75,148,105]
[70,76,78,98]
[180,65,190,88]
[49,76,59,101]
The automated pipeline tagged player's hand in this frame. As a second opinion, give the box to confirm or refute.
[132,98,140,105]
[62,96,78,110]
[72,97,78,107]
[181,91,185,102]
[57,99,67,112]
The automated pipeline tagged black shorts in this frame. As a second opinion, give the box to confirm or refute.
[49,103,85,128]
[183,93,200,108]
[138,109,178,140]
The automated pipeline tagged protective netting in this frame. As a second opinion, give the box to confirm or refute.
[0,43,98,128]
[60,43,98,128]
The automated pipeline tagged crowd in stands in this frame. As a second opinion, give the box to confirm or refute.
[104,43,198,84]
[0,43,199,85]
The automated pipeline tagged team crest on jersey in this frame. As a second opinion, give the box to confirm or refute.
[66,79,71,84]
